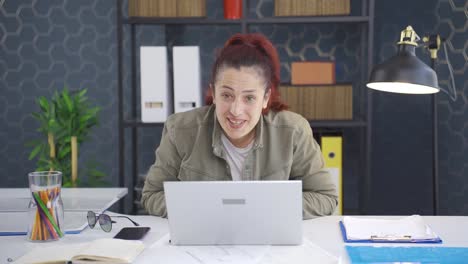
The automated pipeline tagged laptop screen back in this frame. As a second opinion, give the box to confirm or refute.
[164,180,302,245]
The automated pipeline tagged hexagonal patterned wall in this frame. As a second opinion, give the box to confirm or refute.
[370,0,468,215]
[0,0,119,188]
[1,0,466,215]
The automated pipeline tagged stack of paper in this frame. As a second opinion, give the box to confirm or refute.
[340,215,441,243]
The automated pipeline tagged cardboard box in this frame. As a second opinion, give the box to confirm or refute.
[279,84,352,120]
[129,0,206,17]
[275,0,350,16]
[291,62,335,85]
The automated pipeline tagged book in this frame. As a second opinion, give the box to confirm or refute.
[346,245,468,263]
[340,215,442,243]
[15,238,145,264]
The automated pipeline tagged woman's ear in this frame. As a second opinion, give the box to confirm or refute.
[263,89,271,109]
[209,83,216,105]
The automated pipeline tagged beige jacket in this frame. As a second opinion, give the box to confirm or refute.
[141,105,338,219]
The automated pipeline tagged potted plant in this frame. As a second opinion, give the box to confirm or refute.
[28,88,105,187]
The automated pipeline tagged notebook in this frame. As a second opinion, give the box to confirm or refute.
[164,181,303,245]
[15,238,145,264]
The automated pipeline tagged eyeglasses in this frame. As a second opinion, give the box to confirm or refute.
[87,211,140,232]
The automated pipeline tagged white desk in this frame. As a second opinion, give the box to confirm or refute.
[2,215,468,263]
[0,188,128,235]
[0,188,128,212]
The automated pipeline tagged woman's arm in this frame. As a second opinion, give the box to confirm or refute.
[290,118,338,219]
[141,122,182,217]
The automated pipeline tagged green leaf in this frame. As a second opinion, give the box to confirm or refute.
[89,169,106,177]
[25,139,42,147]
[57,145,71,159]
[78,89,87,98]
[48,118,57,129]
[38,97,49,112]
[28,145,43,160]
[31,112,47,124]
[62,90,73,112]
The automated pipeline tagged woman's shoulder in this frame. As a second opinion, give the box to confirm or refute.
[166,105,214,129]
[264,110,309,128]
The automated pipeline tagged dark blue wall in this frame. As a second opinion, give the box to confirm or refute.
[0,0,119,187]
[370,0,467,215]
[1,0,466,215]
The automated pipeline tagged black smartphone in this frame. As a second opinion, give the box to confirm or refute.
[114,227,150,240]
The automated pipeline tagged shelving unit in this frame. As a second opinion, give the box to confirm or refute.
[117,0,374,214]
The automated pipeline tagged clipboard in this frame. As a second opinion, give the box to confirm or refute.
[339,221,442,243]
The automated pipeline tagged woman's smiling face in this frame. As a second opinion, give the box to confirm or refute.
[213,66,270,148]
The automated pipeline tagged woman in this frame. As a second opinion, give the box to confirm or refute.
[141,33,337,219]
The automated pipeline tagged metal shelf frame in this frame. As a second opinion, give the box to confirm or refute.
[117,0,374,214]
[124,16,370,25]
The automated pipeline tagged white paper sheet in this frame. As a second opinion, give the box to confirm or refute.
[136,234,338,264]
[343,215,439,240]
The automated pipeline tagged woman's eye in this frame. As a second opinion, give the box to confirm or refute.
[245,96,256,102]
[221,93,232,100]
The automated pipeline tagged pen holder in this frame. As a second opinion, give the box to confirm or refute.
[27,171,65,242]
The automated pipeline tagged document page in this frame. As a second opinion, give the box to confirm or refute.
[343,215,438,240]
[257,239,338,264]
[137,235,337,264]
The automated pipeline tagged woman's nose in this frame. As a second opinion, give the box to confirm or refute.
[230,99,242,116]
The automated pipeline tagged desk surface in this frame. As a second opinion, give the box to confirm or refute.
[0,188,128,236]
[2,215,468,263]
[0,188,128,212]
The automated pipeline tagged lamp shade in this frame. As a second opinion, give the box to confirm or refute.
[367,44,439,94]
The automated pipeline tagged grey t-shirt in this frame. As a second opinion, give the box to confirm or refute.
[221,133,254,181]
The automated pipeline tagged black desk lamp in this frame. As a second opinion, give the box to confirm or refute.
[366,25,456,215]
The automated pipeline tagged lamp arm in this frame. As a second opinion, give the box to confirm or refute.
[421,35,457,102]
[442,41,457,102]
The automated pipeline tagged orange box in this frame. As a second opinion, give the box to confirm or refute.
[291,61,335,85]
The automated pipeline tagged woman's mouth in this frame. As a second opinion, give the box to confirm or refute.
[227,117,246,129]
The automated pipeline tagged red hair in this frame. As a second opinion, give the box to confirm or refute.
[205,33,288,114]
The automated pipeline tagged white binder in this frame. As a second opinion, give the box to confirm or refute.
[140,46,170,122]
[172,46,202,113]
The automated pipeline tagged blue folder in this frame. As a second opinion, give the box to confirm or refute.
[339,221,442,243]
[346,245,468,264]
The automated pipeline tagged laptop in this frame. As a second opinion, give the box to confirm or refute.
[164,180,302,245]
